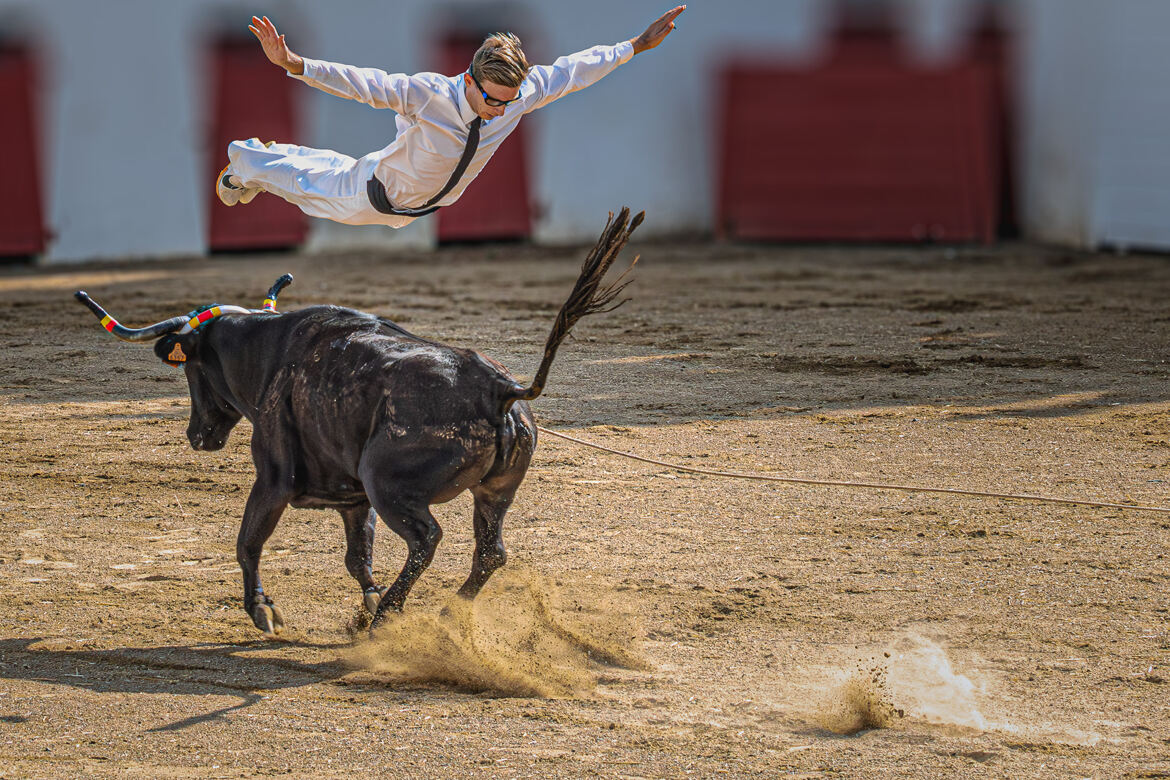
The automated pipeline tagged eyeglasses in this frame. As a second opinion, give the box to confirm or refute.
[469,70,521,108]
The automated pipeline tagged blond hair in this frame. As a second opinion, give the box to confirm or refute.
[470,32,530,88]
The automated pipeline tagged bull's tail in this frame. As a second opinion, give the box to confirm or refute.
[506,207,643,409]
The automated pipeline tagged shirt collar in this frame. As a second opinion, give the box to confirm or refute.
[453,74,479,127]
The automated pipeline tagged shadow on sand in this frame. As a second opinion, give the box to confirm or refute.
[0,636,350,732]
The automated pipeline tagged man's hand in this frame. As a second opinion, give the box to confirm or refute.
[631,5,685,55]
[249,15,304,75]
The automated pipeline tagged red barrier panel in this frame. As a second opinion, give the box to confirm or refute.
[718,32,1002,243]
[208,40,307,251]
[436,33,531,243]
[0,46,46,256]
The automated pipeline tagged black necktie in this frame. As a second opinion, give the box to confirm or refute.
[367,116,483,217]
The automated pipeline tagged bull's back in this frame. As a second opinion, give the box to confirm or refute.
[280,307,516,439]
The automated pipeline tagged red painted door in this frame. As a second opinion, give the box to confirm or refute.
[718,30,1002,243]
[0,45,46,257]
[436,33,531,243]
[208,39,307,251]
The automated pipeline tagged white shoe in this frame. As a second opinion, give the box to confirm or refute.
[216,164,261,206]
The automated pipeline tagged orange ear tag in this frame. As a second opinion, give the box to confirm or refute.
[167,343,187,364]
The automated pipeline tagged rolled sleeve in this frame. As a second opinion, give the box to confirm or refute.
[290,57,421,114]
[525,41,634,112]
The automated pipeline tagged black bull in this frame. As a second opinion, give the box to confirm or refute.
[76,209,642,635]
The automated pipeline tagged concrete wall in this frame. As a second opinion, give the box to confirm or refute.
[2,1,209,262]
[1087,0,1170,251]
[3,0,996,262]
[14,0,1170,260]
[1016,0,1109,248]
[1018,0,1170,250]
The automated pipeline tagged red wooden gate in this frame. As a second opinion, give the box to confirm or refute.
[208,39,307,251]
[0,45,46,257]
[435,33,532,243]
[718,30,1004,243]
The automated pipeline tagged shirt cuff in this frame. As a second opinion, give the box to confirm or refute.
[288,57,321,82]
[614,40,635,65]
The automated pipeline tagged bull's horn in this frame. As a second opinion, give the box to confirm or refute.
[74,291,189,342]
[261,273,294,311]
[176,304,255,334]
[77,274,294,342]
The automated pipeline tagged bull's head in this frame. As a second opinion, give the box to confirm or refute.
[75,274,293,451]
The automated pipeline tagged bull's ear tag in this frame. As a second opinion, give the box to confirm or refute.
[167,343,187,364]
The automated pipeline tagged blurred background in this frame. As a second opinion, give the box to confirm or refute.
[0,0,1164,263]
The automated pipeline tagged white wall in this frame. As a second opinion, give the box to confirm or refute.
[1018,0,1170,250]
[8,1,208,262]
[900,0,983,64]
[1087,0,1170,251]
[10,0,833,261]
[1017,0,1109,248]
[17,0,1170,260]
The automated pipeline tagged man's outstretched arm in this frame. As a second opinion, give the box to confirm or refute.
[249,15,424,114]
[630,5,685,55]
[525,5,686,112]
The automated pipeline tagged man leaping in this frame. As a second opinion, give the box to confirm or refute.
[216,7,685,228]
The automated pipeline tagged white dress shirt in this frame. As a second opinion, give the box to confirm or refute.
[291,41,634,212]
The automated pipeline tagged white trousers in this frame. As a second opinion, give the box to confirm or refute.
[226,139,415,228]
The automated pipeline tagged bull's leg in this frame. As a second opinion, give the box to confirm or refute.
[363,493,443,628]
[457,487,515,600]
[457,411,533,600]
[238,482,289,636]
[340,504,387,614]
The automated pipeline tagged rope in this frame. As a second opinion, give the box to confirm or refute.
[536,426,1170,515]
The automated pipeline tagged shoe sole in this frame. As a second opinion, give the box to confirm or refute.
[216,164,240,207]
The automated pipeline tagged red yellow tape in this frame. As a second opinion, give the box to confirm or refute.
[187,306,222,330]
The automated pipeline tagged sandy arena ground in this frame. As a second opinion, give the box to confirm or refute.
[0,235,1168,778]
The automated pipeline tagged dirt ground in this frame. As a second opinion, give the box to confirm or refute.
[0,234,1168,778]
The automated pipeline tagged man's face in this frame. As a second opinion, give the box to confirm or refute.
[464,72,520,120]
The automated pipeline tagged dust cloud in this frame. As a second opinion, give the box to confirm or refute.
[884,634,1003,731]
[814,634,1001,735]
[810,633,1110,746]
[343,569,646,697]
[815,664,904,735]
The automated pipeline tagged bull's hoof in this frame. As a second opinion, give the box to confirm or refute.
[270,603,285,632]
[250,602,285,637]
[363,586,390,615]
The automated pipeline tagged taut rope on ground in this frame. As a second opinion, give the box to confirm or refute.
[537,426,1170,515]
